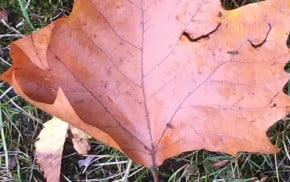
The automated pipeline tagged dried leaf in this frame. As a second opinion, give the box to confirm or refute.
[35,117,69,182]
[69,125,91,155]
[212,160,230,169]
[1,0,290,168]
[0,8,8,22]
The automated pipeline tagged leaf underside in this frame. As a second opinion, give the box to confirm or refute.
[1,0,290,167]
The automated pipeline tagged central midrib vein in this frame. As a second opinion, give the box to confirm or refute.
[140,0,156,166]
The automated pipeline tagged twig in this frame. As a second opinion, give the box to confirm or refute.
[1,19,24,36]
[0,57,11,66]
[121,159,132,182]
[9,97,43,124]
[0,108,10,176]
[274,154,280,182]
[0,87,13,100]
[283,135,290,162]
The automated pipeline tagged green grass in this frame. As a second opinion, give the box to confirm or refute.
[0,0,289,181]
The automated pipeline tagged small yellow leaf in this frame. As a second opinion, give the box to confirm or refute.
[35,117,69,182]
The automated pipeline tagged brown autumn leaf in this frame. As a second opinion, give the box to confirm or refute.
[1,0,290,168]
[35,117,69,182]
[0,8,8,22]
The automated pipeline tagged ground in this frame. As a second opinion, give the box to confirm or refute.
[0,0,289,181]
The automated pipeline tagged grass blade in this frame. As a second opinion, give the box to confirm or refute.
[17,0,35,30]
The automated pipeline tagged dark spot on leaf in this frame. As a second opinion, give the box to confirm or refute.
[270,103,277,108]
[125,91,132,96]
[227,50,239,55]
[74,99,85,104]
[106,67,112,76]
[104,82,108,88]
[166,123,174,129]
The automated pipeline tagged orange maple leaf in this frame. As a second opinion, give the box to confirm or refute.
[1,0,289,169]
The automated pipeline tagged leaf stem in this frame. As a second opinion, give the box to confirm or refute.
[151,167,159,182]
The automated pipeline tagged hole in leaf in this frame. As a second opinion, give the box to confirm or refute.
[283,60,290,96]
[181,23,221,42]
[248,23,271,48]
[221,0,263,10]
[284,61,290,73]
[287,32,290,48]
[282,81,290,96]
